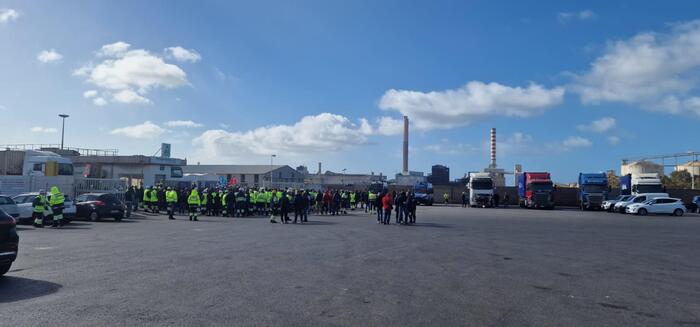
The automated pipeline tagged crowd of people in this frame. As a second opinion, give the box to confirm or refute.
[124,185,415,224]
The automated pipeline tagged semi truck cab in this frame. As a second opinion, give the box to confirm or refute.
[578,172,609,210]
[468,172,494,207]
[413,182,434,206]
[518,172,554,209]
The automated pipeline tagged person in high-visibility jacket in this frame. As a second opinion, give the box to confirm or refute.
[143,187,151,213]
[166,187,178,220]
[48,186,65,228]
[235,189,246,217]
[368,192,377,213]
[187,188,201,221]
[350,192,357,210]
[443,192,449,204]
[221,189,229,217]
[200,189,209,216]
[32,190,48,228]
[150,187,159,213]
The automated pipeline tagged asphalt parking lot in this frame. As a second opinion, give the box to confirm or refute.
[2,206,700,327]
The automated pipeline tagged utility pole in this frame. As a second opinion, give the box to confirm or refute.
[270,154,276,188]
[59,114,69,150]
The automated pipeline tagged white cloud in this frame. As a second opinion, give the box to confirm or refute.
[111,121,167,139]
[192,113,372,160]
[562,136,593,148]
[76,41,190,106]
[93,97,108,106]
[379,81,564,130]
[577,117,616,133]
[607,136,621,145]
[83,90,98,98]
[557,10,596,24]
[375,116,404,136]
[164,120,203,128]
[37,49,63,63]
[570,20,700,116]
[423,142,478,155]
[30,126,58,133]
[165,46,201,63]
[112,89,151,104]
[0,9,19,24]
[98,41,131,57]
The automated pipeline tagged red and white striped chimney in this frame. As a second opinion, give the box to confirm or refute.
[490,128,496,168]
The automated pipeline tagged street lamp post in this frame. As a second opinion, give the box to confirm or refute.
[342,168,347,187]
[270,154,277,188]
[58,114,69,150]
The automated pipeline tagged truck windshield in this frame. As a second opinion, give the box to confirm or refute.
[472,180,493,190]
[530,182,552,192]
[582,185,607,193]
[634,184,664,194]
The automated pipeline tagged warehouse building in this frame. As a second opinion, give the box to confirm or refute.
[182,165,305,189]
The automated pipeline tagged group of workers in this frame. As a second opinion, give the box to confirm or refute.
[370,190,418,225]
[31,186,66,228]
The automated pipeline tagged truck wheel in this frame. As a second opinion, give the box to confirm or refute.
[88,211,98,222]
[0,263,11,276]
[673,209,684,217]
[637,208,647,216]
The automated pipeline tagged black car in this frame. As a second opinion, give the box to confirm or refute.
[75,193,126,221]
[0,209,19,276]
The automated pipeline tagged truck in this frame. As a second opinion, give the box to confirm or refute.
[578,172,609,210]
[413,181,434,206]
[0,150,75,197]
[518,172,554,209]
[467,172,494,207]
[619,173,665,195]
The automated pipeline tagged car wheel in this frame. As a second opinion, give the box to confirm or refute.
[0,263,11,276]
[673,209,684,217]
[638,208,648,216]
[88,211,98,222]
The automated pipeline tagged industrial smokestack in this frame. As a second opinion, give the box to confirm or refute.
[490,128,497,168]
[318,162,322,175]
[403,116,409,174]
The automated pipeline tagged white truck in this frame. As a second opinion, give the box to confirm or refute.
[468,172,494,208]
[631,173,665,195]
[0,149,75,197]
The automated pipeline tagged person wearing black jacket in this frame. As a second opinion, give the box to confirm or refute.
[394,191,406,224]
[125,186,135,213]
[135,186,144,212]
[157,186,166,213]
[293,190,308,224]
[280,191,290,224]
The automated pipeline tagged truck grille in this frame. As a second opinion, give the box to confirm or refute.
[588,195,603,205]
[535,194,549,205]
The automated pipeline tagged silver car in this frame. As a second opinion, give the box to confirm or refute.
[12,192,76,224]
[0,195,20,219]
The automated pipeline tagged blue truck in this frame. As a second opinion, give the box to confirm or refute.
[578,172,609,210]
[413,182,434,206]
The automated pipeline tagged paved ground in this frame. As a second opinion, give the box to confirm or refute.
[2,206,700,326]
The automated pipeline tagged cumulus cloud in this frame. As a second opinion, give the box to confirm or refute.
[75,41,191,106]
[375,116,404,136]
[37,49,63,63]
[165,46,201,63]
[379,81,564,130]
[164,120,203,128]
[93,97,108,106]
[607,136,621,145]
[577,117,616,133]
[30,126,58,133]
[562,136,593,148]
[111,121,167,139]
[557,10,596,24]
[112,89,151,104]
[192,113,372,160]
[570,20,700,116]
[423,142,478,155]
[0,9,19,24]
[83,90,98,98]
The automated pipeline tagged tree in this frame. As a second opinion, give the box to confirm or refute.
[662,170,692,189]
[607,171,620,189]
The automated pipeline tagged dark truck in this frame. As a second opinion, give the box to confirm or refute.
[578,172,609,210]
[518,172,554,209]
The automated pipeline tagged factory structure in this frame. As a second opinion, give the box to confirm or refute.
[482,128,507,187]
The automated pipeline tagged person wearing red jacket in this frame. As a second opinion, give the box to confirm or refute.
[382,192,393,225]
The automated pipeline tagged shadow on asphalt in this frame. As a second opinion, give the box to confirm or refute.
[409,222,452,228]
[294,221,338,226]
[0,276,62,303]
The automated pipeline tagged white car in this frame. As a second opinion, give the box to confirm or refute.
[12,192,76,224]
[603,195,632,212]
[613,193,668,213]
[626,198,686,216]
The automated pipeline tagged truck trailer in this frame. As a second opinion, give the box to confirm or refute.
[518,172,554,209]
[578,172,609,210]
[467,172,494,207]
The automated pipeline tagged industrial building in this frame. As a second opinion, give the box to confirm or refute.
[428,165,450,185]
[182,164,305,189]
[621,160,665,177]
[71,155,187,187]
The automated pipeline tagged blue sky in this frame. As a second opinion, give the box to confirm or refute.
[1,0,699,184]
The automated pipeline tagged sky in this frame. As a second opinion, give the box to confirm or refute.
[2,0,700,184]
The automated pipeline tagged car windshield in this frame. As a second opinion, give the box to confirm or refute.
[0,196,14,205]
[620,195,632,201]
[582,184,607,193]
[530,182,552,192]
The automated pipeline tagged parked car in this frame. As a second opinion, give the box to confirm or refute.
[0,208,19,276]
[0,196,19,219]
[613,193,668,213]
[602,195,632,212]
[12,192,76,224]
[626,198,686,216]
[75,193,126,221]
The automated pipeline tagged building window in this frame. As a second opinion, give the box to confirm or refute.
[160,165,165,171]
[254,174,259,183]
[241,175,246,183]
